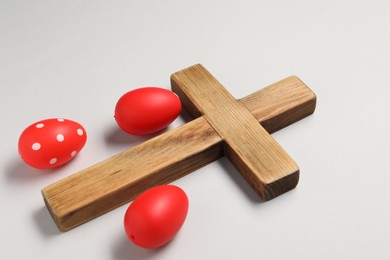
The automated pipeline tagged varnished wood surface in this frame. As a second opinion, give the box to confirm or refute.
[42,65,316,231]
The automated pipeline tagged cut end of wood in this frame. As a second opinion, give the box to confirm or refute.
[42,190,68,232]
[262,168,300,201]
[225,142,300,201]
[240,75,317,134]
[42,187,87,232]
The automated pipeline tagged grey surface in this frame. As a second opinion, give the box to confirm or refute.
[1,0,390,259]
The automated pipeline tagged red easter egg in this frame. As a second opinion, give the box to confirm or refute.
[114,87,181,135]
[18,118,87,169]
[124,185,189,248]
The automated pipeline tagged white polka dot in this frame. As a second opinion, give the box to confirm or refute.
[36,123,44,128]
[71,151,77,157]
[57,118,64,122]
[49,158,57,164]
[32,143,41,151]
[77,129,83,136]
[56,134,64,142]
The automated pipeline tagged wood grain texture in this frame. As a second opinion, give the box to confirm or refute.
[171,64,299,200]
[240,75,316,133]
[43,117,222,231]
[42,65,316,231]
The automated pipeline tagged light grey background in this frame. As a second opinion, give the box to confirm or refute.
[1,0,390,259]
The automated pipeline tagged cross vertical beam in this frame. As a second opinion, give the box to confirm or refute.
[171,64,299,200]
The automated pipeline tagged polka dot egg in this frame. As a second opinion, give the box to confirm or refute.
[18,118,87,169]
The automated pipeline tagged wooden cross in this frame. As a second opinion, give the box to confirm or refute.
[42,64,316,231]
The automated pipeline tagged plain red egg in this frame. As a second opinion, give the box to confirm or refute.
[114,87,181,135]
[18,118,87,169]
[124,185,189,248]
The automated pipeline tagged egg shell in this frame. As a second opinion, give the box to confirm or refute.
[114,87,181,135]
[124,185,189,248]
[18,118,87,169]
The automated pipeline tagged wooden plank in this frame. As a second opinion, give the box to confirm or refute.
[171,64,302,200]
[43,117,222,231]
[240,75,316,133]
[42,73,316,231]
